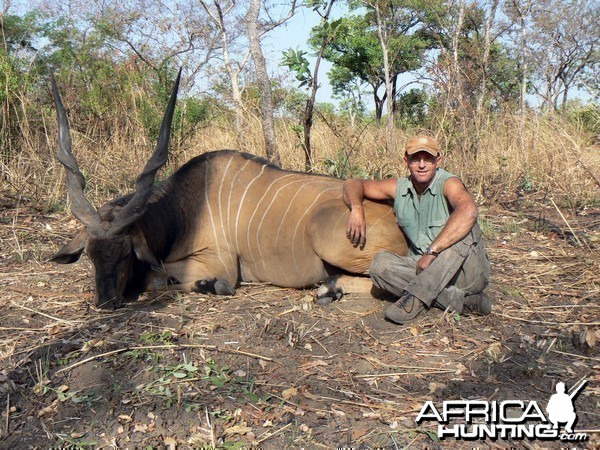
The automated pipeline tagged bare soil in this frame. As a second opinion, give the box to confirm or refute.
[0,191,598,449]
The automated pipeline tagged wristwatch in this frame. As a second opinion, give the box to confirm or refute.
[424,246,440,257]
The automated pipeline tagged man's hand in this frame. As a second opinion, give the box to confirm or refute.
[343,178,396,250]
[416,254,437,274]
[346,207,366,249]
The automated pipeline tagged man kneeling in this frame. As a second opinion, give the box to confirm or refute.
[343,135,492,324]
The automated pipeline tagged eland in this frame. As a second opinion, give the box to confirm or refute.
[50,71,408,309]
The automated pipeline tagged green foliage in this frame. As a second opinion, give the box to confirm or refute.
[0,48,20,105]
[565,101,600,135]
[320,149,392,180]
[281,49,313,88]
[395,88,429,126]
[311,9,432,120]
[280,88,310,117]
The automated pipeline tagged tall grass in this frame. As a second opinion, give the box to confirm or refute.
[1,92,598,213]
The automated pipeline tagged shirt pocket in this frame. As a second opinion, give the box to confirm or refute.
[396,217,417,244]
[427,218,446,241]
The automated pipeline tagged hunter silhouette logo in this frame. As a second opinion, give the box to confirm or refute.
[546,380,586,434]
[416,379,590,442]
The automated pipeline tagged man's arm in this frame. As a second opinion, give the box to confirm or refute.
[417,177,478,273]
[431,177,479,252]
[343,178,396,249]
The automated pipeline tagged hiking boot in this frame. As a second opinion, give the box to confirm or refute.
[433,286,464,313]
[463,292,492,315]
[384,291,426,324]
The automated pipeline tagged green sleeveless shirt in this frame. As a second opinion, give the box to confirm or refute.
[394,169,457,259]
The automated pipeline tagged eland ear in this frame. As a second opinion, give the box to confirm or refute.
[131,226,160,267]
[49,229,88,264]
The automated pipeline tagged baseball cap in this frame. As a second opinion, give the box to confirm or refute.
[405,135,440,156]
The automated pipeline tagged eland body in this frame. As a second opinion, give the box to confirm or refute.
[50,73,407,308]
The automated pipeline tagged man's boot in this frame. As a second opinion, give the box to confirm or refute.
[463,292,492,315]
[433,286,464,313]
[384,291,426,324]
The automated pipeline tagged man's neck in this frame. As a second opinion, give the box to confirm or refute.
[411,171,438,196]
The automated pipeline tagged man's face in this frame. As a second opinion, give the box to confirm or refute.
[404,151,441,186]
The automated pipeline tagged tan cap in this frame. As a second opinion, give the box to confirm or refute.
[405,135,440,156]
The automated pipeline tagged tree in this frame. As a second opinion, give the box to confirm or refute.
[313,2,431,123]
[527,0,599,111]
[247,0,296,164]
[281,0,338,171]
[329,65,367,128]
[364,0,396,152]
[200,0,249,140]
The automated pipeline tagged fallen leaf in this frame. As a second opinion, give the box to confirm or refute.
[134,423,148,433]
[118,414,133,423]
[164,436,177,449]
[38,399,59,417]
[428,382,447,395]
[223,424,253,436]
[301,360,328,370]
[282,387,298,400]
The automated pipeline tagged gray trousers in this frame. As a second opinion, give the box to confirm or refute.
[370,223,490,307]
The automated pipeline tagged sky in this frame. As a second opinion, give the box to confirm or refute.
[262,3,424,109]
[262,4,346,106]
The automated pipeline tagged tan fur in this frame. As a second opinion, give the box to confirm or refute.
[149,152,407,292]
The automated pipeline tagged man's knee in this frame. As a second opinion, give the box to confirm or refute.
[370,251,396,276]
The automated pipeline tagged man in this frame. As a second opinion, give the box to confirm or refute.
[546,382,577,433]
[343,135,491,324]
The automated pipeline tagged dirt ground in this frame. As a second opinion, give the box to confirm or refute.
[0,191,598,449]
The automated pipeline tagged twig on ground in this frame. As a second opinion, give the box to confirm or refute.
[55,343,273,375]
[10,301,78,325]
[550,198,584,248]
[496,312,599,326]
[255,422,292,445]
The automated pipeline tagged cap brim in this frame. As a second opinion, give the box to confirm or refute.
[406,147,439,156]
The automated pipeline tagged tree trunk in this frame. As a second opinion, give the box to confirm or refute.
[200,1,247,142]
[373,1,395,154]
[373,90,384,124]
[451,0,466,114]
[476,0,499,117]
[247,0,280,165]
[303,0,336,171]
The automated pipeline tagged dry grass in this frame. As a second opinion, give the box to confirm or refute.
[2,106,598,214]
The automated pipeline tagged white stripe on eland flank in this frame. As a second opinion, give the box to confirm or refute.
[226,158,252,254]
[217,155,235,265]
[272,180,340,280]
[204,163,234,281]
[245,173,296,271]
[290,186,341,274]
[367,207,394,230]
[234,164,268,253]
[253,177,309,277]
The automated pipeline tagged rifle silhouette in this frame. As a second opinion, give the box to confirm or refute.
[568,379,587,400]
